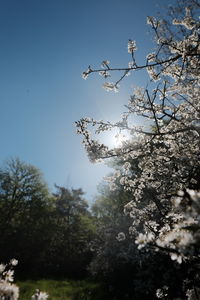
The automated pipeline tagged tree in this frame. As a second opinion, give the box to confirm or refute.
[49,186,96,277]
[77,0,200,298]
[0,157,50,225]
[90,182,133,275]
[90,182,151,300]
[90,177,188,299]
[0,158,97,278]
[0,158,54,277]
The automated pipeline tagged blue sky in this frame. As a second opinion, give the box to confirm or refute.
[0,0,169,202]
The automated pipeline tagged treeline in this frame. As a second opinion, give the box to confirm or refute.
[0,158,192,299]
[0,158,96,279]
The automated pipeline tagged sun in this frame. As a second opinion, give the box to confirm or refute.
[114,132,128,147]
[98,128,131,149]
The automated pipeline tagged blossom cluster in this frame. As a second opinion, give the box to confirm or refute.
[0,259,19,300]
[0,259,49,300]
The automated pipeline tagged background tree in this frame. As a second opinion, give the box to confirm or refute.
[0,158,54,277]
[0,158,95,279]
[48,185,96,278]
[90,176,188,299]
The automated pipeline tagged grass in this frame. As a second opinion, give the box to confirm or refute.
[17,279,105,300]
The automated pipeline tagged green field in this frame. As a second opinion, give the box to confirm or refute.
[17,279,105,300]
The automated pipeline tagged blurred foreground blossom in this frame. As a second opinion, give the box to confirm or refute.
[0,282,19,300]
[0,259,19,300]
[31,289,49,300]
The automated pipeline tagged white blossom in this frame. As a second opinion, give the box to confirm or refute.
[156,286,169,299]
[170,253,183,264]
[127,40,137,53]
[82,66,92,79]
[101,60,110,68]
[99,70,110,78]
[135,232,154,249]
[128,61,135,68]
[4,270,14,282]
[147,16,159,27]
[122,162,131,171]
[103,82,119,92]
[0,265,6,274]
[116,232,126,241]
[10,259,18,267]
[186,288,200,300]
[31,290,49,300]
[0,282,19,300]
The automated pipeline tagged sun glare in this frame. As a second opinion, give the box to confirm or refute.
[104,130,130,148]
[114,132,128,147]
